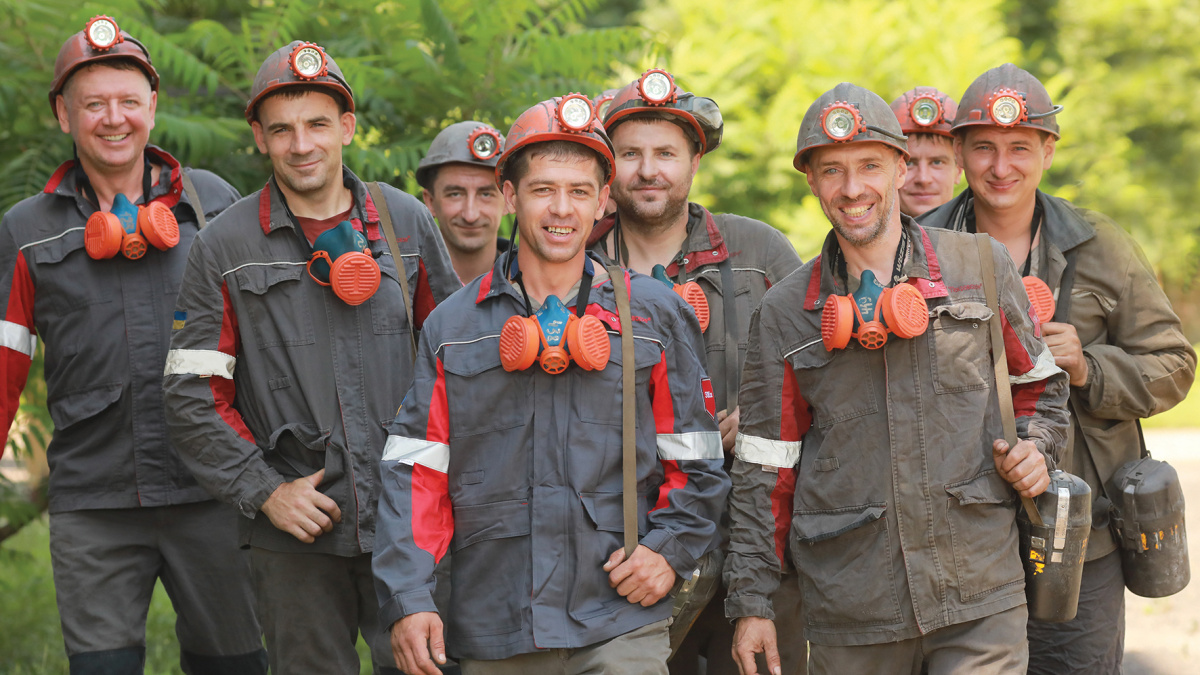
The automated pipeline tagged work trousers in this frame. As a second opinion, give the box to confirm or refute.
[672,570,806,675]
[459,619,671,675]
[48,502,266,675]
[250,547,398,675]
[808,605,1028,675]
[1027,550,1125,674]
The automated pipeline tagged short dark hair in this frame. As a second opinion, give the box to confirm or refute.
[501,140,607,188]
[252,85,349,123]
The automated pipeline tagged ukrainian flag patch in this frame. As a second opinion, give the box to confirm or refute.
[173,311,187,330]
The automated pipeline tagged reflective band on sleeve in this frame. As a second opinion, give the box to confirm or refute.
[0,321,36,357]
[382,435,449,473]
[163,349,236,378]
[1010,347,1062,385]
[657,431,723,461]
[735,433,801,468]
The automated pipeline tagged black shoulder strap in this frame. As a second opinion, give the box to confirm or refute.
[179,170,206,229]
[368,182,417,357]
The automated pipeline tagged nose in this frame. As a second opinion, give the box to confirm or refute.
[101,100,124,127]
[912,162,931,187]
[841,169,866,201]
[548,189,571,217]
[993,148,1012,178]
[636,155,658,181]
[462,193,480,223]
[291,127,315,155]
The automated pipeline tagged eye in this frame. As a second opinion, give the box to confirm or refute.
[905,159,916,168]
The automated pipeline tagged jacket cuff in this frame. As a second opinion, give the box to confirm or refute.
[1076,351,1104,410]
[724,593,774,621]
[379,590,439,631]
[237,469,286,519]
[640,528,698,578]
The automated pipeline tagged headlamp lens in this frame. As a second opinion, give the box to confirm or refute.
[991,95,1022,125]
[596,98,612,120]
[561,97,593,130]
[824,107,857,140]
[89,20,117,48]
[472,133,497,159]
[294,47,324,78]
[912,98,939,126]
[642,72,672,103]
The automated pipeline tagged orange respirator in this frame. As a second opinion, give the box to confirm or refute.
[1022,276,1056,324]
[499,294,610,374]
[652,264,709,332]
[85,193,179,260]
[306,220,381,306]
[822,270,929,350]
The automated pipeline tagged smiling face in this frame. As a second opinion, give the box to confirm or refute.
[423,163,506,255]
[805,141,907,249]
[899,133,960,217]
[608,118,700,233]
[251,90,356,201]
[56,63,156,178]
[955,126,1055,217]
[503,147,609,268]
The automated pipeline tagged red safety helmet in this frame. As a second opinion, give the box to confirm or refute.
[496,95,616,187]
[246,41,355,123]
[49,15,158,115]
[952,63,1062,139]
[890,87,958,138]
[603,69,723,156]
[794,83,909,172]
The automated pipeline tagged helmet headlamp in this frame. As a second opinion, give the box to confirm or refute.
[557,94,595,132]
[85,16,122,51]
[289,43,329,80]
[467,127,502,161]
[910,96,943,127]
[639,69,676,106]
[988,88,1027,127]
[594,93,615,120]
[820,102,865,142]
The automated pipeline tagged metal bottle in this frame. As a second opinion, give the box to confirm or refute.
[1108,457,1190,597]
[1018,470,1092,622]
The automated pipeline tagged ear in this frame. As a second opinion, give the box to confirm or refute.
[1042,135,1056,171]
[952,135,965,171]
[56,94,71,134]
[502,179,518,215]
[689,148,702,178]
[804,167,817,194]
[593,184,611,222]
[421,188,437,217]
[894,152,909,191]
[340,111,356,146]
[251,120,269,155]
[147,90,157,132]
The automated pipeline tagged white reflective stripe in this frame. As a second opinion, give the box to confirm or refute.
[222,260,306,277]
[0,321,36,358]
[735,433,801,468]
[657,431,723,461]
[382,435,449,473]
[1010,347,1062,385]
[163,349,236,378]
[19,227,85,251]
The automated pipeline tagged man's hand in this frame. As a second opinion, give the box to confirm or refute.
[391,612,446,675]
[1042,321,1088,387]
[259,469,342,543]
[731,616,781,675]
[603,545,676,606]
[717,407,741,455]
[993,439,1050,498]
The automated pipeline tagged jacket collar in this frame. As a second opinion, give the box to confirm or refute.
[476,249,609,307]
[803,215,948,310]
[588,202,729,274]
[43,145,186,209]
[919,187,1095,254]
[256,165,382,241]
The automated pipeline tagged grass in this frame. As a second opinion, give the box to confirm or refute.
[0,516,375,674]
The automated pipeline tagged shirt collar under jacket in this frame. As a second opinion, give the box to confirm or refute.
[589,202,731,276]
[257,165,384,241]
[475,249,613,310]
[43,144,187,211]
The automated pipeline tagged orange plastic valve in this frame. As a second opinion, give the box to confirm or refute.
[121,231,149,259]
[1023,276,1056,324]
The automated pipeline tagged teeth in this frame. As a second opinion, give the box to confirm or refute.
[843,205,869,216]
[547,227,572,235]
[100,134,129,142]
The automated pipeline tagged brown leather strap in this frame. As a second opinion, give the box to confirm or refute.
[718,259,739,412]
[976,234,1045,528]
[609,264,638,559]
[179,170,206,230]
[368,182,417,356]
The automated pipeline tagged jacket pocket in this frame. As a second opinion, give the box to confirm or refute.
[928,302,993,394]
[442,340,528,436]
[265,422,330,479]
[25,230,114,314]
[449,499,531,638]
[48,383,123,429]
[944,470,1023,601]
[571,491,636,621]
[577,336,662,425]
[370,256,412,335]
[790,504,902,628]
[233,263,316,348]
[788,340,879,427]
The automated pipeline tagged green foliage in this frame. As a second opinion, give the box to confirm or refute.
[640,0,1021,259]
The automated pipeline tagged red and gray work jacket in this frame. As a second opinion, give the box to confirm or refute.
[373,252,730,660]
[163,169,460,556]
[0,147,239,512]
